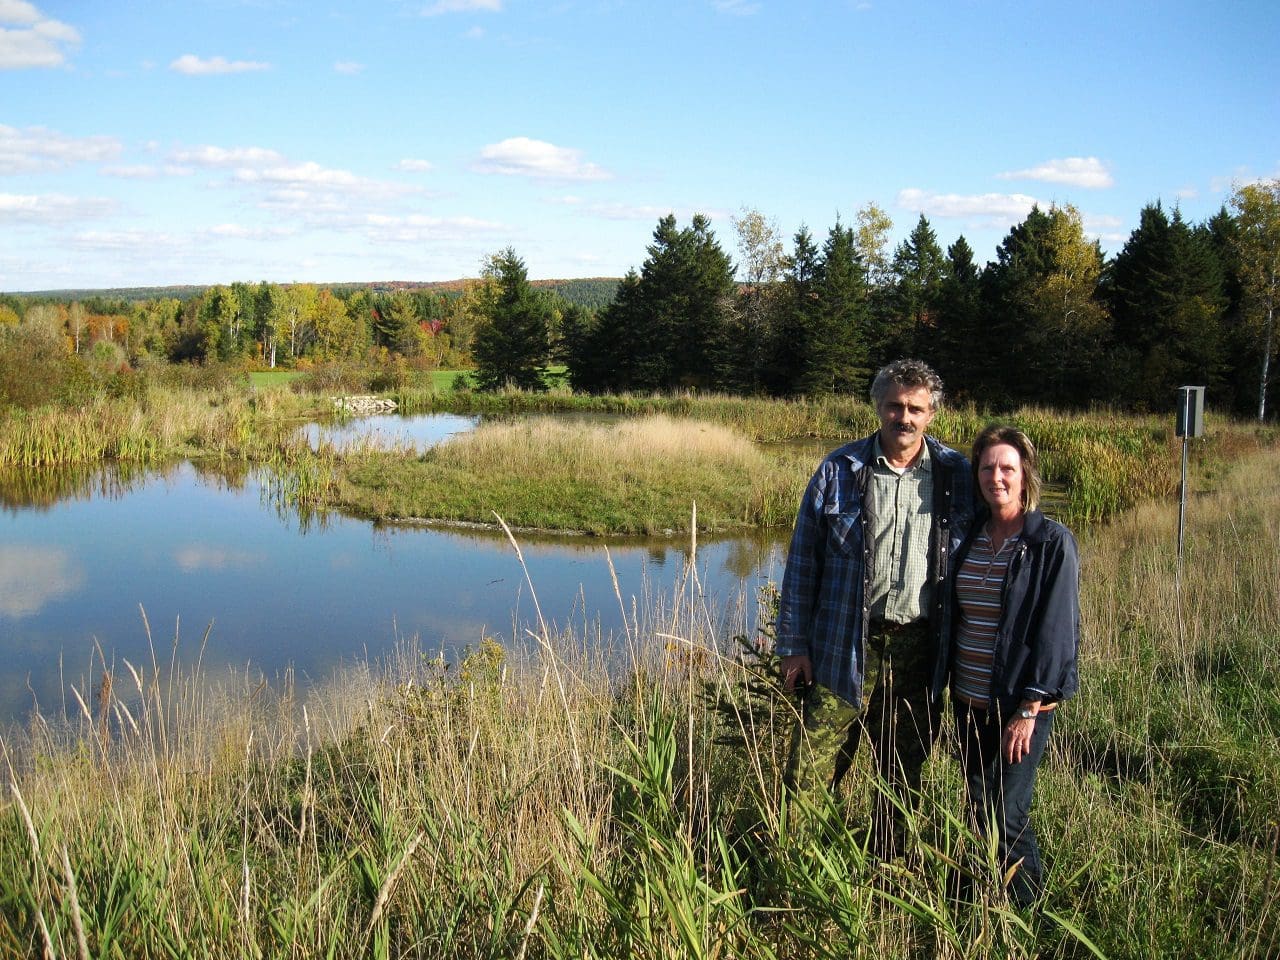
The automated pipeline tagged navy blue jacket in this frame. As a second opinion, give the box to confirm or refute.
[948,508,1080,715]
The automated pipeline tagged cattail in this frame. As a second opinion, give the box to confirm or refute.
[97,669,113,745]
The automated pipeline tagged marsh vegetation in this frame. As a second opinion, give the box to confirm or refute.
[0,436,1276,958]
[0,360,1277,958]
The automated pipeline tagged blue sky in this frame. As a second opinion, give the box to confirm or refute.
[2,0,1277,290]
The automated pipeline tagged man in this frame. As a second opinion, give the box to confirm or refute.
[776,358,972,854]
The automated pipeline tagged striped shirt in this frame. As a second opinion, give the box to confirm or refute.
[951,531,1020,708]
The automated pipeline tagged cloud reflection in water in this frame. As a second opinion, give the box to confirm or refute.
[0,546,85,617]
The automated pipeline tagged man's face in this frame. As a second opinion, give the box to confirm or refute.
[876,384,935,459]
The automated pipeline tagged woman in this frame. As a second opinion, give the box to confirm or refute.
[949,424,1079,907]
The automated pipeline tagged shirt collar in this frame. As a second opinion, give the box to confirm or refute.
[873,435,932,472]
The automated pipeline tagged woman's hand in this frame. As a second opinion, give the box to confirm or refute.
[1003,702,1041,764]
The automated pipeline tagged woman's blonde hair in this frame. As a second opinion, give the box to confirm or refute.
[972,423,1042,513]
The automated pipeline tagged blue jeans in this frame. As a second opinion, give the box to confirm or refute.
[953,702,1054,907]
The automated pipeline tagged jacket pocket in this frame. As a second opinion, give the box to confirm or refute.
[825,512,861,557]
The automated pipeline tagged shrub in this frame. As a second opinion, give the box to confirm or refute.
[0,322,93,408]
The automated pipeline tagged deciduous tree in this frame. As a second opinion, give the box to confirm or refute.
[1230,179,1280,420]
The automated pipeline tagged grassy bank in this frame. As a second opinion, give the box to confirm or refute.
[2,446,1277,958]
[1,379,1271,531]
[335,414,812,535]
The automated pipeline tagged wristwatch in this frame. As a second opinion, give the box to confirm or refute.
[1017,707,1038,720]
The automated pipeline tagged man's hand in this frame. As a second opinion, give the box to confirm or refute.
[780,654,813,694]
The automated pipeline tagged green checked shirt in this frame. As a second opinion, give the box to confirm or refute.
[867,437,933,624]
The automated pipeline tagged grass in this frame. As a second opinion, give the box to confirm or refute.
[247,370,307,389]
[0,375,1272,534]
[0,442,1278,957]
[336,414,810,534]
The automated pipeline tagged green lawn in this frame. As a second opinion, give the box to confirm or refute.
[246,370,306,388]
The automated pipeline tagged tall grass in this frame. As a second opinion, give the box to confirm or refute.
[336,414,808,534]
[0,384,328,468]
[4,446,1276,957]
[4,380,1255,531]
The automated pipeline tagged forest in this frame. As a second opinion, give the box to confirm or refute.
[1,179,1276,420]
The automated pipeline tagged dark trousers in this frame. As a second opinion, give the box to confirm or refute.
[785,620,941,858]
[953,702,1054,907]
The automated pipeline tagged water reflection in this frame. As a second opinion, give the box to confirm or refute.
[0,545,84,617]
[303,411,480,452]
[0,455,787,726]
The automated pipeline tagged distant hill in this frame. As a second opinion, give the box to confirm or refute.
[10,278,622,311]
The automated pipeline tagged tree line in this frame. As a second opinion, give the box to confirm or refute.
[548,182,1276,421]
[2,180,1277,419]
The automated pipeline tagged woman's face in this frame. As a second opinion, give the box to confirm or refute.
[978,442,1024,514]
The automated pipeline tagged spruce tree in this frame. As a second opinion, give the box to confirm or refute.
[933,236,983,401]
[803,220,870,396]
[766,226,820,396]
[471,248,551,392]
[886,214,946,364]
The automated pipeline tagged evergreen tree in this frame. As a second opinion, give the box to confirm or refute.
[567,215,734,392]
[372,292,423,357]
[978,205,1110,406]
[1205,206,1254,416]
[802,220,870,396]
[979,205,1055,404]
[471,248,552,392]
[885,214,946,363]
[1108,204,1226,408]
[766,226,820,396]
[569,270,645,392]
[933,236,983,401]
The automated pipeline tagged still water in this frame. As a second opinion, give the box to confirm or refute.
[0,415,789,725]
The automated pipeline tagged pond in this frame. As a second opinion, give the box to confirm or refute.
[0,414,790,726]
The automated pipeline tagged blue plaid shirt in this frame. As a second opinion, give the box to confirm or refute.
[776,433,973,706]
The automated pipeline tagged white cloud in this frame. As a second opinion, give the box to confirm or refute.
[207,223,296,240]
[1174,185,1199,200]
[396,158,434,172]
[897,188,1043,224]
[101,164,161,179]
[0,124,121,174]
[169,54,270,76]
[557,198,728,223]
[70,228,186,251]
[0,1,41,24]
[0,192,115,223]
[236,161,418,200]
[996,156,1114,189]
[0,1,79,70]
[0,545,83,617]
[474,137,611,182]
[170,144,286,168]
[334,60,364,75]
[360,212,506,244]
[423,0,502,15]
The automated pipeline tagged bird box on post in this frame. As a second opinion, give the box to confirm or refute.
[1176,385,1205,438]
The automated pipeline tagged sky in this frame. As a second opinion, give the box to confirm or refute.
[2,0,1278,291]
